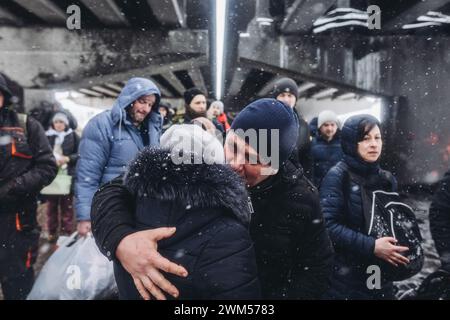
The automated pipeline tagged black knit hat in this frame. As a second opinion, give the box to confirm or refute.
[230,98,299,168]
[270,78,299,101]
[184,87,205,105]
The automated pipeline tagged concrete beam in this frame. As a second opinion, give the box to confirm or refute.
[227,65,250,97]
[104,83,123,92]
[80,0,130,27]
[334,92,356,100]
[79,88,104,97]
[91,86,119,97]
[149,77,174,98]
[0,27,207,88]
[187,68,207,94]
[311,87,338,99]
[160,72,186,95]
[51,56,207,91]
[13,0,67,25]
[257,76,282,97]
[384,0,449,30]
[298,82,316,93]
[238,33,393,97]
[147,0,186,28]
[0,7,24,26]
[298,85,325,99]
[280,0,335,34]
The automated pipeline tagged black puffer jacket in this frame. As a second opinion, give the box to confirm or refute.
[0,107,57,214]
[248,160,334,299]
[430,169,450,271]
[93,147,261,300]
[320,115,397,300]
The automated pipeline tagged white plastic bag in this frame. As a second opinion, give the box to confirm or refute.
[27,232,118,300]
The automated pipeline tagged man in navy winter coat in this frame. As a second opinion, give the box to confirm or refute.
[310,110,343,187]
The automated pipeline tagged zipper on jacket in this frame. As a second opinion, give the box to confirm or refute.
[247,197,254,214]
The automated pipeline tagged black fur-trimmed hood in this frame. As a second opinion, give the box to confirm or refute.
[124,147,251,225]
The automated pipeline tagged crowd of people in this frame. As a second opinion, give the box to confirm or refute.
[1,72,449,300]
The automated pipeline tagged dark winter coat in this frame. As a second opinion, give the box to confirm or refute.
[311,131,343,187]
[248,159,334,299]
[0,108,57,215]
[320,115,397,299]
[430,169,450,271]
[93,147,261,300]
[47,131,80,177]
[309,117,318,138]
[290,109,313,179]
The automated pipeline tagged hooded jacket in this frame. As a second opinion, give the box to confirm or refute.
[108,147,261,299]
[75,78,162,221]
[320,115,397,299]
[0,107,57,214]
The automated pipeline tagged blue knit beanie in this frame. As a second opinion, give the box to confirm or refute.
[230,98,298,167]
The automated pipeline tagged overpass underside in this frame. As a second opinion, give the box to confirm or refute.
[0,0,449,184]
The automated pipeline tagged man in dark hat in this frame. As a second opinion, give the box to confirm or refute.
[182,87,224,135]
[270,77,313,180]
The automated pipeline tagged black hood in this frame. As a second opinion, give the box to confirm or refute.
[341,114,381,176]
[124,147,251,225]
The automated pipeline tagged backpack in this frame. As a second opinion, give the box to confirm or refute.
[341,162,424,281]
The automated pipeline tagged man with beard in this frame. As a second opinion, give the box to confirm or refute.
[182,87,224,135]
[74,77,163,236]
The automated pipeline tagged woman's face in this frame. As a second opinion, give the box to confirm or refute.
[53,120,66,132]
[0,92,4,108]
[189,94,207,113]
[159,106,168,118]
[210,104,221,117]
[357,125,382,163]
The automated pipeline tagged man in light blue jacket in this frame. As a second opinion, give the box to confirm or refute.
[75,77,162,235]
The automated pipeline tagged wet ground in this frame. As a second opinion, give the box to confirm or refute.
[0,197,443,300]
